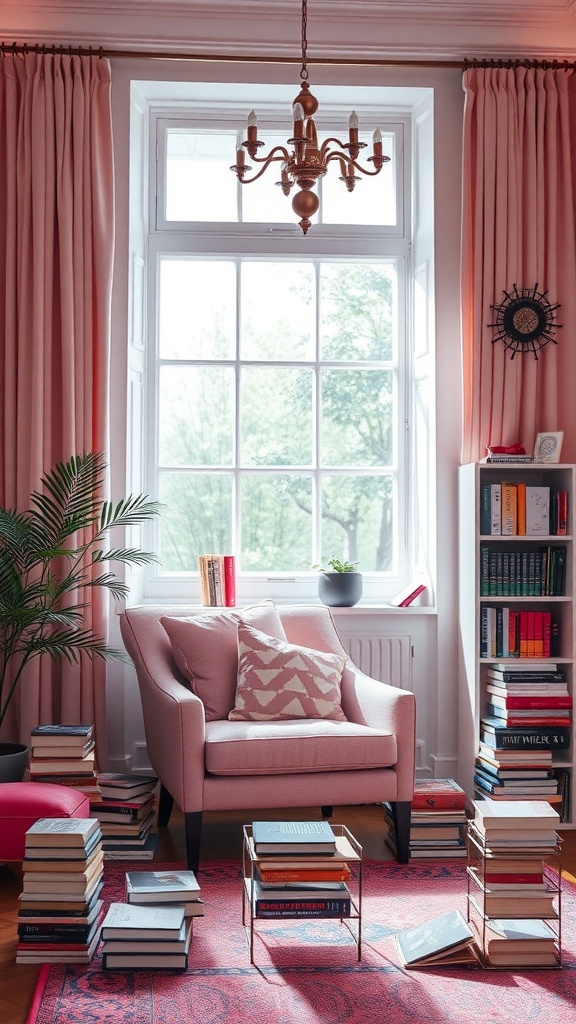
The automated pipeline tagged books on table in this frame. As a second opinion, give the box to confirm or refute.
[395,910,477,968]
[252,820,337,855]
[244,877,351,918]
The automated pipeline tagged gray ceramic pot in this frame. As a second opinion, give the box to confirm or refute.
[0,742,29,782]
[318,571,363,608]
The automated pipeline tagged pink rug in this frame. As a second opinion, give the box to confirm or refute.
[26,860,576,1024]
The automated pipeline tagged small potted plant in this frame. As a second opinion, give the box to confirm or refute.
[0,451,161,781]
[311,556,363,608]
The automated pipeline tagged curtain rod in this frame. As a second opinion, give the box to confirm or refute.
[1,42,575,72]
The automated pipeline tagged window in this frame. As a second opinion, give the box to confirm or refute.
[133,82,428,605]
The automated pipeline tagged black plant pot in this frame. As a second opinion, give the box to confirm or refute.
[318,571,363,608]
[0,742,29,782]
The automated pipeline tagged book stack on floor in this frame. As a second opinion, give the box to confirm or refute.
[384,779,468,859]
[16,817,104,964]
[247,821,354,918]
[91,773,158,860]
[126,869,204,918]
[467,799,561,967]
[100,902,192,970]
[28,724,100,801]
[476,663,571,817]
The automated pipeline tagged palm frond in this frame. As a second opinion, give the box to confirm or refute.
[99,495,163,530]
[91,547,158,566]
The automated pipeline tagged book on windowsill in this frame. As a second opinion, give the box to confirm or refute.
[395,910,477,969]
[126,870,202,903]
[387,581,427,607]
[252,820,337,855]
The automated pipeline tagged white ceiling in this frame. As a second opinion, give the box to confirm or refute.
[3,0,576,61]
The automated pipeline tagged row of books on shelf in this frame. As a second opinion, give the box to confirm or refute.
[480,482,568,537]
[385,779,468,860]
[479,608,560,659]
[197,554,236,606]
[480,544,567,597]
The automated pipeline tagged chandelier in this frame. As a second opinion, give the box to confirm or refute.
[230,0,389,234]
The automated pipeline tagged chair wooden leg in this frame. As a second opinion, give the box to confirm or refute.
[321,805,334,818]
[389,800,411,863]
[157,783,174,827]
[184,811,203,873]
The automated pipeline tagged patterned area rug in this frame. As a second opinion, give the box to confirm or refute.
[27,859,576,1024]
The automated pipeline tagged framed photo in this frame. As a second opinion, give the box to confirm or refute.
[534,431,563,463]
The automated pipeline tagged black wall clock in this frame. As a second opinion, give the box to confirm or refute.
[488,284,561,359]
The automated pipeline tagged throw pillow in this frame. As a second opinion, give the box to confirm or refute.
[161,601,287,721]
[229,622,348,722]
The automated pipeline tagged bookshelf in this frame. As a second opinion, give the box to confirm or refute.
[458,463,576,825]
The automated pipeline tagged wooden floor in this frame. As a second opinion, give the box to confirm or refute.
[2,803,575,1024]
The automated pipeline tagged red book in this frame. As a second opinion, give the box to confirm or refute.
[223,555,236,607]
[484,873,544,885]
[543,611,552,657]
[491,695,572,709]
[557,490,568,535]
[534,611,544,658]
[519,611,528,658]
[494,716,571,727]
[411,778,466,810]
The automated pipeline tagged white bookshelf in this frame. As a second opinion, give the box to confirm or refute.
[458,462,576,826]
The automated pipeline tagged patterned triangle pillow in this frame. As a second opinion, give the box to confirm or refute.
[229,622,348,722]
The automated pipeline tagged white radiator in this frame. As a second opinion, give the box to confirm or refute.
[341,634,413,691]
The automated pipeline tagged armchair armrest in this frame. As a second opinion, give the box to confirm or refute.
[342,664,416,802]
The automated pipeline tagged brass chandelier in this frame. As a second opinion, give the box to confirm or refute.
[230,0,389,234]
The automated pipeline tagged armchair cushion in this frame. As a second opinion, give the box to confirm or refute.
[205,719,396,775]
[160,600,286,721]
[229,623,347,722]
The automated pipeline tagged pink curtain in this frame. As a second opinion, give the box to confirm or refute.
[461,66,576,465]
[0,52,114,763]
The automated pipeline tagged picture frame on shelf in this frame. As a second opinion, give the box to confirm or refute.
[534,432,563,464]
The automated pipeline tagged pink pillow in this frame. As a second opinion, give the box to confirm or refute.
[229,622,347,722]
[160,601,287,721]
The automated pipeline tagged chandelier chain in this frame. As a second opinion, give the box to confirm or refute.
[300,0,308,81]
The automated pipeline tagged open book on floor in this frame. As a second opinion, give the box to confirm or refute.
[395,909,478,968]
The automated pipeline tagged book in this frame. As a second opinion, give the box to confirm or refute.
[16,899,103,926]
[29,752,96,774]
[96,772,157,792]
[257,866,351,884]
[480,893,557,918]
[31,740,95,758]
[252,820,337,855]
[126,870,201,903]
[22,848,104,874]
[411,778,467,810]
[480,917,557,955]
[102,834,159,860]
[395,910,476,968]
[480,720,570,750]
[500,482,517,535]
[16,931,100,964]
[100,902,185,940]
[30,724,94,739]
[490,484,501,535]
[25,818,101,847]
[101,917,192,955]
[102,949,189,970]
[525,486,550,535]
[223,554,236,606]
[388,581,427,607]
[473,798,560,830]
[23,833,102,862]
[486,693,571,709]
[245,886,351,919]
[247,832,358,870]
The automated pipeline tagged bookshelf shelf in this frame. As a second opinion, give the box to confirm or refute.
[241,823,362,965]
[458,462,576,826]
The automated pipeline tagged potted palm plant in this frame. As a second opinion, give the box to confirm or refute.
[311,556,363,608]
[0,451,161,780]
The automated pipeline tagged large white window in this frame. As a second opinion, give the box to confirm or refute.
[133,83,429,605]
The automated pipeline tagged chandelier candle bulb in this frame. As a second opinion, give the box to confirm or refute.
[293,103,305,138]
[247,110,258,144]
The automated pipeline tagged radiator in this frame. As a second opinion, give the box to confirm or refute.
[341,634,413,691]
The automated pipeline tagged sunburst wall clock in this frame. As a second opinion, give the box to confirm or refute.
[488,284,562,359]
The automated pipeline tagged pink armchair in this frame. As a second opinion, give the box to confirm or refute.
[120,604,416,871]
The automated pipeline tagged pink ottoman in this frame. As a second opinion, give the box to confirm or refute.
[0,782,90,861]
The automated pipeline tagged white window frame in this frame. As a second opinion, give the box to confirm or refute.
[131,83,427,606]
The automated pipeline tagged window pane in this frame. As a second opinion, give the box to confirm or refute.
[240,132,298,224]
[159,366,234,466]
[241,474,312,571]
[166,130,238,222]
[241,367,313,466]
[320,263,395,361]
[321,475,393,572]
[159,260,235,359]
[240,263,315,360]
[321,369,393,466]
[158,472,232,571]
[321,131,396,226]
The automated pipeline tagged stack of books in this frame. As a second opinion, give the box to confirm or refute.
[247,820,354,918]
[197,554,235,606]
[100,902,192,970]
[16,817,104,964]
[28,724,100,801]
[126,869,204,918]
[91,773,158,859]
[476,664,571,815]
[467,799,561,965]
[384,779,468,859]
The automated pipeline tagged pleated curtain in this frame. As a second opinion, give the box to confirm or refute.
[461,66,576,465]
[0,52,114,762]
